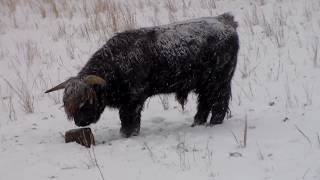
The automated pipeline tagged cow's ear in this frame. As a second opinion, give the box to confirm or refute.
[84,75,106,87]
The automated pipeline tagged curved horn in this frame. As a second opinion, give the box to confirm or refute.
[84,75,106,86]
[45,81,67,93]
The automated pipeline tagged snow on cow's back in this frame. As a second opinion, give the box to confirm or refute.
[159,13,238,40]
[152,13,238,52]
[164,13,237,30]
[104,13,238,56]
[98,13,239,67]
[144,13,238,61]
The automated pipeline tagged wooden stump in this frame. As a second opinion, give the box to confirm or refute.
[65,128,95,148]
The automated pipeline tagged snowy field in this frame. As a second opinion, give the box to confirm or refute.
[1,0,320,179]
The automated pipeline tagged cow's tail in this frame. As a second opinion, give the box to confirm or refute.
[217,13,238,29]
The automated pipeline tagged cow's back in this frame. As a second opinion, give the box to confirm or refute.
[93,14,238,96]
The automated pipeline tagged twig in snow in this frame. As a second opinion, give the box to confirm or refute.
[317,132,320,148]
[91,145,105,180]
[205,139,213,164]
[143,142,156,163]
[294,124,312,147]
[59,132,65,138]
[230,130,240,147]
[256,142,264,160]
[243,115,248,148]
[302,168,310,179]
[85,135,105,180]
[192,144,198,162]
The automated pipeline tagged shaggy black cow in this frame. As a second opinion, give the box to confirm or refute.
[45,13,239,137]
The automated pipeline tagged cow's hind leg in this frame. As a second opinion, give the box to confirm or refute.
[119,100,145,137]
[209,57,235,125]
[209,83,231,125]
[191,92,212,127]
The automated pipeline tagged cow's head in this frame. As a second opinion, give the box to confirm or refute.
[45,75,106,127]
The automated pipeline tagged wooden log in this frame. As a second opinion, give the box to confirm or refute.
[65,128,95,148]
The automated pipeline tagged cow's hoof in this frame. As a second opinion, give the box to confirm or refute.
[120,127,140,138]
[208,121,223,126]
[191,121,206,127]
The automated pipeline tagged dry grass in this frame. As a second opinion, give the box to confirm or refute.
[294,124,312,146]
[243,13,255,35]
[150,2,160,25]
[1,96,18,121]
[230,130,241,147]
[66,38,75,60]
[261,12,274,37]
[93,0,110,14]
[200,0,216,11]
[311,37,319,67]
[165,0,177,23]
[0,0,19,14]
[182,0,191,17]
[302,83,313,106]
[273,24,285,48]
[284,75,298,108]
[165,0,178,13]
[107,2,121,33]
[256,0,266,6]
[38,3,47,18]
[176,135,191,170]
[303,5,312,22]
[229,114,248,149]
[17,41,39,67]
[243,115,248,148]
[143,142,157,163]
[121,4,137,31]
[49,0,59,18]
[272,7,287,47]
[86,145,106,180]
[1,76,34,113]
[159,95,169,110]
[317,132,320,148]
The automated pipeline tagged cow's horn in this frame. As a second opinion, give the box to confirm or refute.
[45,81,67,93]
[84,75,106,86]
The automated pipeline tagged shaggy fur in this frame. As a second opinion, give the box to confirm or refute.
[57,13,239,137]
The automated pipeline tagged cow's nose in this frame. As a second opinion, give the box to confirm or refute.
[75,120,90,127]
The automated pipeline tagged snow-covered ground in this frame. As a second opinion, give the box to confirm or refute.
[1,0,320,179]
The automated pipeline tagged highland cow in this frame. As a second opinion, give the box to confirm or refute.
[45,13,239,137]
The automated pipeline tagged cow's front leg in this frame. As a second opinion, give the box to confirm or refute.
[119,101,144,138]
